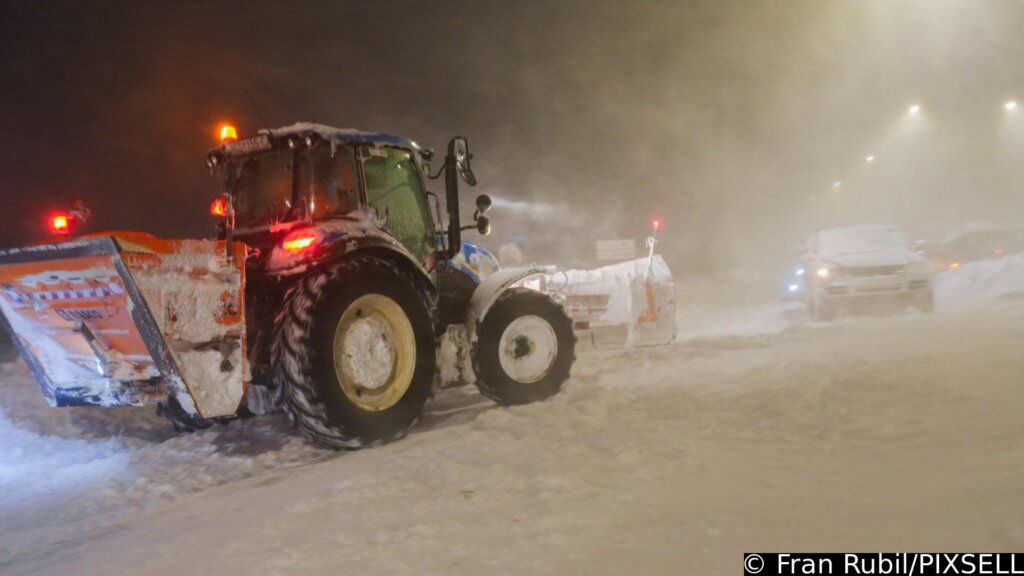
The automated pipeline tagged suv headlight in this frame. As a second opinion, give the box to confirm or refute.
[816,262,842,279]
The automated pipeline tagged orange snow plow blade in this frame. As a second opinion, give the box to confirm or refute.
[0,236,246,418]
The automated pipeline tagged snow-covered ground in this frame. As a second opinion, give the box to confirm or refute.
[1,261,1023,575]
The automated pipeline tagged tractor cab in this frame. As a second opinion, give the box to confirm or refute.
[208,124,437,265]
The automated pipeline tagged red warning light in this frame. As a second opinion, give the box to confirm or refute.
[50,213,71,235]
[652,219,661,231]
[282,234,318,252]
[210,196,229,217]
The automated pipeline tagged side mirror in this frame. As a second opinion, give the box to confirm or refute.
[471,194,492,236]
[475,194,492,214]
[452,137,477,186]
[477,215,491,236]
[443,135,480,259]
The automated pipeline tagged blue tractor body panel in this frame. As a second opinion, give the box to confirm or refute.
[447,240,500,284]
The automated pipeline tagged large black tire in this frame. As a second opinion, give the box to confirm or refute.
[271,257,436,449]
[473,288,575,405]
[157,395,215,433]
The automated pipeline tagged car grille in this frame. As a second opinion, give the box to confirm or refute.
[847,264,904,277]
[855,284,901,293]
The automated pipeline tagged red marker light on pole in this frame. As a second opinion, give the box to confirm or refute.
[652,219,661,232]
[50,213,71,235]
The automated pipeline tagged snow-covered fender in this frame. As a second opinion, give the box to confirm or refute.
[264,215,435,295]
[465,266,548,343]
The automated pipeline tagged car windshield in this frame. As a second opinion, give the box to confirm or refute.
[818,228,910,255]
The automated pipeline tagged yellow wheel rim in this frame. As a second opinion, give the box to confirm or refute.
[333,294,417,411]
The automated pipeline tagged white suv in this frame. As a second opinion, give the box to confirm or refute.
[800,225,934,320]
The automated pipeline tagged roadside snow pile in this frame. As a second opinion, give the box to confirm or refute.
[0,359,321,515]
[0,403,129,507]
[0,363,132,507]
[672,277,803,341]
[675,300,801,341]
[934,254,1024,304]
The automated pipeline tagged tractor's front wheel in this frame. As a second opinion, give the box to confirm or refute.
[473,289,575,405]
[271,257,436,449]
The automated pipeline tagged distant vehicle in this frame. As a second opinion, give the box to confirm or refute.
[927,224,1024,271]
[798,225,934,320]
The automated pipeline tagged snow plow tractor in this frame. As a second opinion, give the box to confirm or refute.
[0,123,581,448]
[0,122,673,449]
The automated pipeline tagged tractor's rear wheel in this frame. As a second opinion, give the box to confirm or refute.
[271,257,435,449]
[473,288,575,405]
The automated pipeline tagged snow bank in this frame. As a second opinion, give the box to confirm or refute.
[0,358,323,563]
[672,277,804,342]
[0,403,129,508]
[0,362,131,508]
[675,300,802,341]
[934,254,1024,304]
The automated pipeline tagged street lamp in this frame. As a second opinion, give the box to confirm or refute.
[833,180,842,188]
[865,154,876,163]
[1006,100,1018,111]
[908,104,921,115]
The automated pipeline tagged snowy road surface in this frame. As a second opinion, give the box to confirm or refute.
[1,271,1023,575]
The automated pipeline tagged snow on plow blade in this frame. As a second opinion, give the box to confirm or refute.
[528,255,676,351]
[0,236,246,418]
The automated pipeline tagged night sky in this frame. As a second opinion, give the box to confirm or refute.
[3,0,1024,272]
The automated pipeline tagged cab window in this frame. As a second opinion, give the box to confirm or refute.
[232,150,295,228]
[361,146,435,260]
[299,143,360,218]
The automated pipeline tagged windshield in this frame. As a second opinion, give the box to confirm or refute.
[228,143,360,230]
[818,228,910,255]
